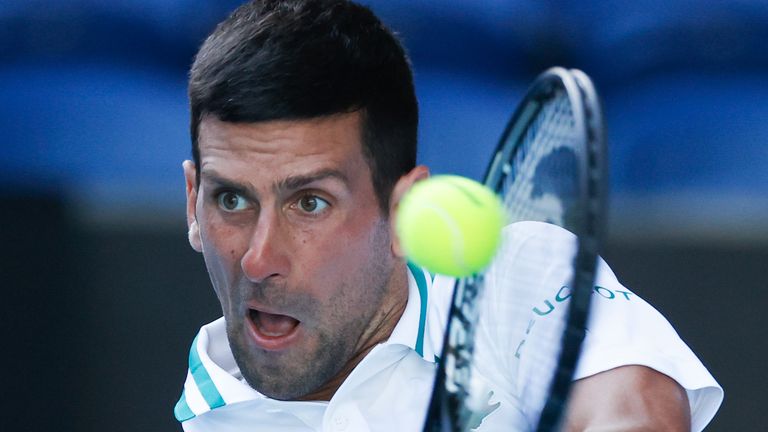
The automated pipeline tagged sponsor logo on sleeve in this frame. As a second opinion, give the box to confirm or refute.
[515,285,633,359]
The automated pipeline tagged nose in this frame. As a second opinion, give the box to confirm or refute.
[241,210,291,283]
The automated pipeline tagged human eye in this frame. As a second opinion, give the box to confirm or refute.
[216,191,251,212]
[294,193,330,215]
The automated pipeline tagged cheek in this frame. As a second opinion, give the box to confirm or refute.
[200,213,248,259]
[307,217,392,295]
[199,219,249,300]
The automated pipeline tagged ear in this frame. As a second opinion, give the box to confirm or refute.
[183,160,203,253]
[389,165,430,257]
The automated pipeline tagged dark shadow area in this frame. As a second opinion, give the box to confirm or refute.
[0,195,218,431]
[604,240,768,432]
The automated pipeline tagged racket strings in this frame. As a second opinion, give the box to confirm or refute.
[469,90,583,426]
[502,93,578,227]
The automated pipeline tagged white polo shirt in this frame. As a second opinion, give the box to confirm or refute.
[175,222,723,431]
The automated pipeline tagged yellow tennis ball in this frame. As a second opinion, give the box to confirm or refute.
[396,175,505,277]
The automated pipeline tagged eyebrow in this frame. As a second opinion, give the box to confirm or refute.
[200,168,349,197]
[276,169,349,192]
[200,171,254,199]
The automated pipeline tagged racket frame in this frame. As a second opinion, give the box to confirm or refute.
[422,67,608,432]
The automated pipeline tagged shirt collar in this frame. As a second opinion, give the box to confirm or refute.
[387,262,434,360]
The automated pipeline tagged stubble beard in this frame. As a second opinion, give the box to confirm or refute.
[226,221,397,400]
[230,323,346,399]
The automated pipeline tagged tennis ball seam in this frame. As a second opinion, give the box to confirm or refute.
[441,178,484,207]
[419,201,470,275]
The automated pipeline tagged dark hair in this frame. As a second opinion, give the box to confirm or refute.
[189,0,418,213]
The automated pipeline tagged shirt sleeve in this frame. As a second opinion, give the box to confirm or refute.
[478,222,723,431]
[574,257,724,432]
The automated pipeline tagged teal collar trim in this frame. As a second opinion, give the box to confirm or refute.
[407,262,430,358]
[174,334,226,422]
[174,390,195,422]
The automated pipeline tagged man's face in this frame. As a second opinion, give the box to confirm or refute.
[184,112,410,400]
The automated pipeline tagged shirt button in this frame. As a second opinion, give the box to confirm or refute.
[333,415,349,431]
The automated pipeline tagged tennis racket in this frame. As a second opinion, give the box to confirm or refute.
[422,67,608,432]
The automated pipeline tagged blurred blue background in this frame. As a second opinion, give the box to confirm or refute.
[1,0,766,430]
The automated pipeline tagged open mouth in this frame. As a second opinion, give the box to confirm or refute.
[247,309,301,351]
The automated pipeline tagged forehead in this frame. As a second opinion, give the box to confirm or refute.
[197,112,365,163]
[195,112,375,197]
